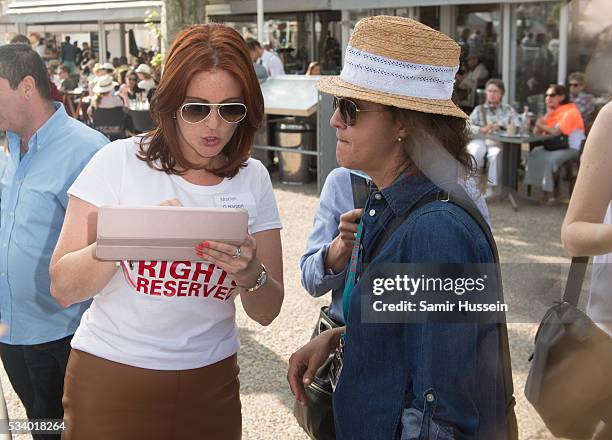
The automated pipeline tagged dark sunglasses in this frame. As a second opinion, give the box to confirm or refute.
[333,96,384,127]
[545,93,558,98]
[179,102,247,124]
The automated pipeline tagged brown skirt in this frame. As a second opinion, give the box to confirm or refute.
[62,350,241,440]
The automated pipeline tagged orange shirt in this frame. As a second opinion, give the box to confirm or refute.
[545,103,585,136]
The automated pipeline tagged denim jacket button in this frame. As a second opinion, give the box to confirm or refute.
[374,193,382,201]
[425,393,435,403]
[369,209,376,216]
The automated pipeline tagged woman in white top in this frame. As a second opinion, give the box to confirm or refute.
[50,23,284,440]
[561,102,612,437]
[135,63,157,101]
[86,74,124,120]
[466,79,518,199]
[562,102,612,329]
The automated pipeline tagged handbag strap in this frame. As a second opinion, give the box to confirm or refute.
[437,190,517,422]
[366,190,456,261]
[562,256,589,306]
[367,188,494,263]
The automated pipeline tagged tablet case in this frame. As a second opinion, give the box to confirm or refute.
[96,206,248,261]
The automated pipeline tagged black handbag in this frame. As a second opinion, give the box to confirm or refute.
[293,307,342,440]
[293,171,371,440]
[542,135,569,151]
[525,257,612,439]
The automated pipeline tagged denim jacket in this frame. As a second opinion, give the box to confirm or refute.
[333,170,508,440]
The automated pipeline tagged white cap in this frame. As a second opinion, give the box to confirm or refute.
[135,63,153,76]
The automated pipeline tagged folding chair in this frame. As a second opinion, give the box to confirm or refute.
[92,107,127,141]
[127,109,155,133]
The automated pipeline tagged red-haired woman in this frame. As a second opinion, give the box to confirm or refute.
[50,23,284,439]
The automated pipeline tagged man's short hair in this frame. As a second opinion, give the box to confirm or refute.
[245,38,261,51]
[568,72,586,85]
[0,44,52,101]
[9,34,30,45]
[59,65,70,74]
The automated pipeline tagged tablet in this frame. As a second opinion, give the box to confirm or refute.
[96,205,249,261]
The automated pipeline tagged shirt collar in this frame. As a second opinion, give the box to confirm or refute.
[379,167,439,217]
[7,102,67,155]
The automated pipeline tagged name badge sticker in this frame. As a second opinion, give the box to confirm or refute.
[214,193,255,209]
[214,193,258,220]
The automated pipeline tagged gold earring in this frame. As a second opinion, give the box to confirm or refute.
[397,136,403,143]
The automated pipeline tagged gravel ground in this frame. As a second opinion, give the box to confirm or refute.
[0,177,579,439]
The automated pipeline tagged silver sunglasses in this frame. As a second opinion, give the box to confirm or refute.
[179,102,247,124]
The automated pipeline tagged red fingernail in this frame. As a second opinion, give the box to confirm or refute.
[203,241,210,247]
[196,243,203,250]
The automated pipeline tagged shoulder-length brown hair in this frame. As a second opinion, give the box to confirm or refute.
[138,23,264,178]
[389,108,475,175]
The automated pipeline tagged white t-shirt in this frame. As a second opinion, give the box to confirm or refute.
[36,44,46,57]
[589,203,612,336]
[67,137,282,370]
[261,50,285,76]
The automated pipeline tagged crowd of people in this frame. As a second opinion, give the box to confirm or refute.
[7,32,161,135]
[458,64,596,205]
[0,14,609,440]
[10,32,330,136]
[465,77,591,205]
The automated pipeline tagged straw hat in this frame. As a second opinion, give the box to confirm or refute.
[316,16,467,119]
[92,74,115,94]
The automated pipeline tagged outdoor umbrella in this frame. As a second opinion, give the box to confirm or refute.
[128,29,139,58]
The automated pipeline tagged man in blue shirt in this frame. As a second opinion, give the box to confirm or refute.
[300,168,364,324]
[0,44,108,438]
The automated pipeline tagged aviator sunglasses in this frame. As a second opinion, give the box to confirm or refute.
[179,102,248,124]
[333,96,385,127]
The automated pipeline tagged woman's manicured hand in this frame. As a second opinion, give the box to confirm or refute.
[196,235,261,288]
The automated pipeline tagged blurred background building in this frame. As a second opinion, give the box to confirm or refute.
[1,0,611,106]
